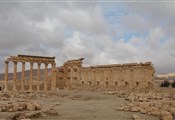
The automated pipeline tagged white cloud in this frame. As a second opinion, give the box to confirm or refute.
[62,32,91,58]
[121,14,150,33]
[56,6,107,35]
[0,2,175,74]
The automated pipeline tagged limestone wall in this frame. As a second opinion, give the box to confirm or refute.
[58,59,155,91]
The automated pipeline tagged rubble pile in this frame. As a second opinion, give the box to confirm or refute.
[104,90,130,97]
[0,101,41,112]
[132,114,146,120]
[0,92,11,101]
[12,107,59,120]
[17,93,37,100]
[116,92,175,120]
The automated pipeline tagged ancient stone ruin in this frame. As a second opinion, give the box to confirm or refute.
[3,55,57,92]
[3,55,174,120]
[2,55,155,92]
[59,58,155,91]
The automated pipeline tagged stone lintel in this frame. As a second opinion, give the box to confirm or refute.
[81,62,153,70]
[18,54,55,59]
[7,56,55,64]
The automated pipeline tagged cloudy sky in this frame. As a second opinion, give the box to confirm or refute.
[0,0,175,74]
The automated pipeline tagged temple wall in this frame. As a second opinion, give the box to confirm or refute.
[57,59,155,91]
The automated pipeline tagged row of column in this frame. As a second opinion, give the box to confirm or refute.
[4,61,56,92]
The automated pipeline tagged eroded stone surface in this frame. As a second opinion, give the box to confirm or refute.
[0,101,41,112]
[116,91,175,120]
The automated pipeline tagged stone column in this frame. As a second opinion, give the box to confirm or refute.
[44,63,48,91]
[101,70,104,90]
[13,61,17,91]
[77,67,80,85]
[94,70,96,83]
[70,67,72,82]
[51,63,56,91]
[29,62,33,92]
[37,63,41,92]
[72,67,75,88]
[21,62,25,92]
[4,61,9,91]
[78,68,81,86]
[70,67,73,88]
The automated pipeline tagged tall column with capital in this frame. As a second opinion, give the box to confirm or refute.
[29,62,33,91]
[21,62,25,92]
[4,61,9,91]
[51,63,56,91]
[44,63,48,91]
[37,63,41,92]
[13,61,17,91]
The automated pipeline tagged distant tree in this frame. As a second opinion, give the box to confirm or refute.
[160,80,170,87]
[172,80,175,88]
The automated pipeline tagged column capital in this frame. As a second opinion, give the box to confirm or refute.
[5,61,9,64]
[52,62,56,66]
[30,62,33,66]
[13,61,17,64]
[38,62,41,66]
[45,63,48,67]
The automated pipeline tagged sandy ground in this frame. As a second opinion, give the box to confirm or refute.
[18,90,159,120]
[0,90,160,120]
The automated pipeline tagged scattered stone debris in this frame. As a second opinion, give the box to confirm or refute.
[104,91,115,95]
[116,91,175,120]
[132,114,146,120]
[54,102,60,106]
[69,95,82,100]
[44,107,59,116]
[11,108,59,120]
[0,92,11,101]
[0,101,41,112]
[160,111,173,120]
[12,111,42,120]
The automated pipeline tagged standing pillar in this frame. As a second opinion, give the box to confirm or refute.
[37,63,41,92]
[77,67,80,85]
[100,69,105,89]
[13,61,17,91]
[44,63,48,91]
[29,62,33,92]
[21,62,25,92]
[4,61,9,91]
[51,63,56,91]
[93,70,98,88]
[70,67,73,89]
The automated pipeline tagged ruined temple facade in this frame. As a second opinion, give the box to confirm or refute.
[4,55,57,92]
[57,58,155,91]
[2,55,155,92]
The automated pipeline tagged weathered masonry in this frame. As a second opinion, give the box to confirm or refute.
[3,55,155,92]
[57,58,155,91]
[4,55,57,92]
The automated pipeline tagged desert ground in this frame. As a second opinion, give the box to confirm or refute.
[0,89,161,120]
[0,80,175,120]
[1,74,174,120]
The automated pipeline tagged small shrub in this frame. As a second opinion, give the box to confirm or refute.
[160,80,170,87]
[172,81,175,88]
